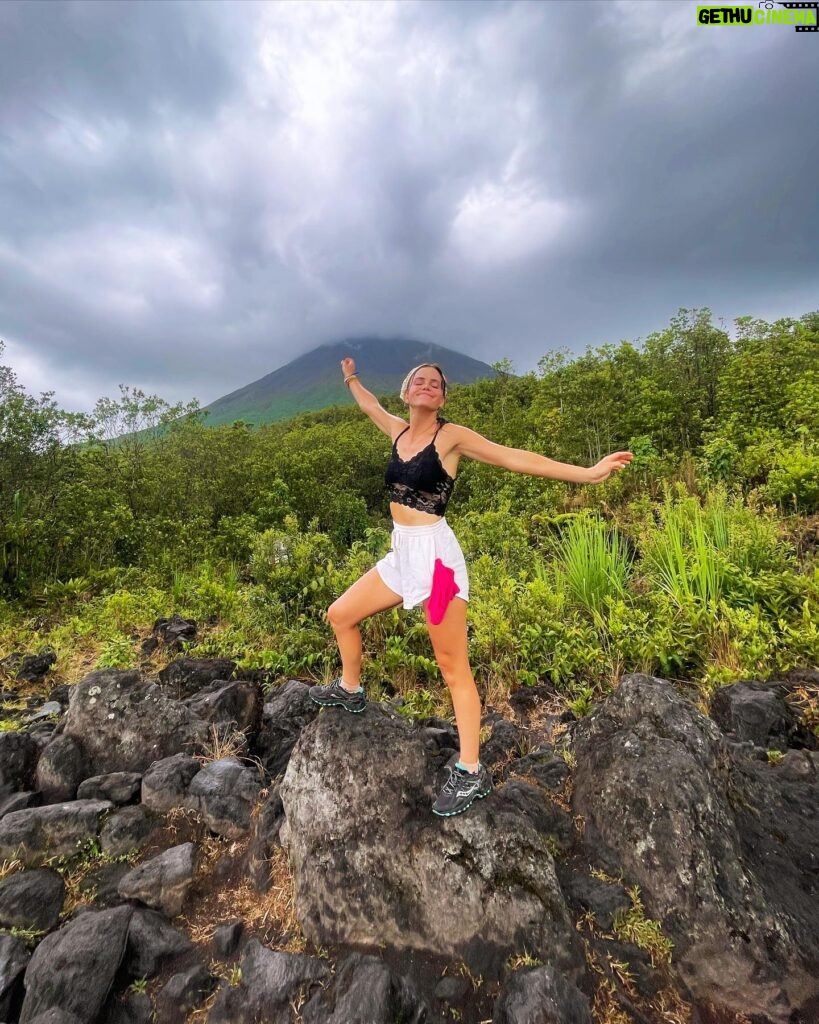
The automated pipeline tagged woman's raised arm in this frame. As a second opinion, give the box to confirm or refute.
[341,358,407,440]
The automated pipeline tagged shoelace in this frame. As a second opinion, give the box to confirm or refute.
[442,765,472,794]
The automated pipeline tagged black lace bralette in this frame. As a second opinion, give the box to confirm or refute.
[384,420,455,517]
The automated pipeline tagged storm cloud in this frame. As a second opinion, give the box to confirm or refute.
[1,0,817,411]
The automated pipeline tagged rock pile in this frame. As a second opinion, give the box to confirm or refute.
[0,658,815,1024]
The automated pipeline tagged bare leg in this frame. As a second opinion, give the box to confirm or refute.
[327,567,402,688]
[425,597,481,765]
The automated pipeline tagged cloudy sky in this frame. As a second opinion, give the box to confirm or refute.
[1,0,817,413]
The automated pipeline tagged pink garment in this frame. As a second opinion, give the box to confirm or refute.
[426,558,461,626]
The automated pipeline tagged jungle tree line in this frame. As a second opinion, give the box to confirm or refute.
[1,308,817,599]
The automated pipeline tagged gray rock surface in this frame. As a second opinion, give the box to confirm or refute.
[491,965,592,1024]
[24,1009,83,1024]
[62,668,209,774]
[281,706,583,980]
[246,786,284,893]
[0,931,30,1021]
[100,991,153,1024]
[0,867,65,932]
[213,919,245,959]
[0,800,112,865]
[255,679,319,778]
[570,673,819,1023]
[124,907,193,977]
[140,753,200,812]
[188,757,261,837]
[0,732,39,795]
[117,842,198,917]
[19,905,132,1023]
[301,952,428,1024]
[0,790,41,820]
[77,772,143,805]
[155,964,215,1023]
[710,680,816,750]
[99,805,154,858]
[35,735,90,804]
[208,939,327,1024]
[157,657,236,700]
[184,679,262,742]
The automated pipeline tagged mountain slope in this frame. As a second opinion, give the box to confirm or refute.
[200,338,496,426]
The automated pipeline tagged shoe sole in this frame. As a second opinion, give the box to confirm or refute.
[309,695,367,714]
[432,784,493,818]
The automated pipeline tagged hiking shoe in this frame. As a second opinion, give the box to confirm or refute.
[432,763,493,817]
[308,678,367,714]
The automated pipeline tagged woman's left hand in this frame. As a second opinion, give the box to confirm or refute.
[588,451,634,484]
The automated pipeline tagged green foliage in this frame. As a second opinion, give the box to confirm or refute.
[612,886,673,967]
[0,310,817,712]
[764,442,819,513]
[550,515,631,618]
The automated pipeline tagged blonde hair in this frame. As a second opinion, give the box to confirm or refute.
[399,363,448,402]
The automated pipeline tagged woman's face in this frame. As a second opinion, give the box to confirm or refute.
[406,366,446,412]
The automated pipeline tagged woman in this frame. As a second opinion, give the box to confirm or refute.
[309,358,633,817]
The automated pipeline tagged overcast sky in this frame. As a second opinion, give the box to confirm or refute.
[1,0,817,413]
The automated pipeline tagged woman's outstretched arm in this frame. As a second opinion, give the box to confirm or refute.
[340,357,407,440]
[451,425,633,484]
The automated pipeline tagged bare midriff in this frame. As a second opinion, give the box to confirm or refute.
[390,503,445,526]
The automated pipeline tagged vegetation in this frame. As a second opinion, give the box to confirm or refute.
[0,309,817,716]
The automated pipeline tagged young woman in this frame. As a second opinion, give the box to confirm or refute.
[310,358,633,817]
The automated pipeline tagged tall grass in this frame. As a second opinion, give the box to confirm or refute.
[644,497,725,609]
[549,516,632,618]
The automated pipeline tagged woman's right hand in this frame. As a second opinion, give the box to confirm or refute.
[341,357,356,378]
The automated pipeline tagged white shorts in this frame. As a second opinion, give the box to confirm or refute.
[375,518,469,611]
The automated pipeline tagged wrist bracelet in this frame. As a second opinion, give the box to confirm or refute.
[344,373,359,386]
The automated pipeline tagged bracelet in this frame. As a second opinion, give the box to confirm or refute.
[344,372,359,386]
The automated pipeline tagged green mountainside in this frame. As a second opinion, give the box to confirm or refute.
[200,337,496,426]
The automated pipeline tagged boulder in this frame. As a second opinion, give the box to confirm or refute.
[151,613,197,650]
[480,717,524,766]
[301,952,428,1024]
[0,867,65,932]
[0,790,41,820]
[570,673,819,1023]
[213,919,245,959]
[494,780,573,853]
[184,679,262,742]
[0,800,112,865]
[77,772,142,805]
[62,669,209,775]
[141,753,200,812]
[188,758,261,837]
[208,939,327,1024]
[557,869,630,932]
[0,931,29,1022]
[157,657,236,700]
[26,1011,83,1024]
[124,907,193,977]
[491,965,591,1024]
[1,649,57,684]
[99,805,154,858]
[280,706,583,980]
[710,681,815,750]
[100,991,153,1024]
[255,679,319,778]
[19,905,132,1023]
[509,748,570,790]
[155,964,215,1023]
[35,735,90,804]
[117,842,198,917]
[0,732,39,795]
[78,860,132,909]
